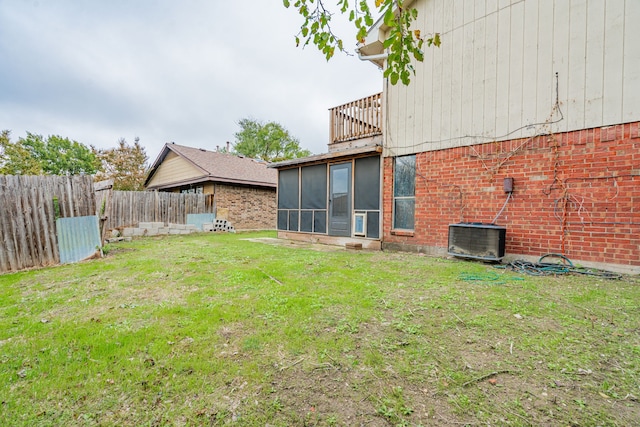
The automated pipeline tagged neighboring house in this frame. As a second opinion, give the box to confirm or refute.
[145,143,277,230]
[274,0,640,273]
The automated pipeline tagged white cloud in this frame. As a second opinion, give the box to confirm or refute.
[0,1,382,162]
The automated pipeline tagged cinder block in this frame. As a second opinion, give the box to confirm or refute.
[169,229,183,235]
[122,228,135,237]
[151,222,165,228]
[158,228,170,235]
[146,228,159,236]
[138,222,154,229]
[185,224,197,230]
[133,228,144,236]
[202,223,214,232]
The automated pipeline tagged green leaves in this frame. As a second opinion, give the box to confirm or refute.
[428,32,441,47]
[286,0,375,60]
[0,130,41,175]
[378,1,440,85]
[383,5,395,27]
[93,138,149,191]
[284,0,441,85]
[286,0,341,60]
[233,118,311,162]
[0,131,100,176]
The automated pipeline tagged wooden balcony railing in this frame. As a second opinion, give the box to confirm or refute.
[329,92,382,144]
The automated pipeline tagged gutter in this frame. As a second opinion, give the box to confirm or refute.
[355,47,388,62]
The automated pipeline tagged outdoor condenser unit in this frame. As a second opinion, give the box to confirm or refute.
[448,223,506,261]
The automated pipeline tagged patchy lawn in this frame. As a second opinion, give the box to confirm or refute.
[0,231,638,426]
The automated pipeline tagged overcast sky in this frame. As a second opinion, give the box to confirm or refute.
[0,1,382,164]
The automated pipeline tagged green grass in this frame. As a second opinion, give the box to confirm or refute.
[1,231,639,426]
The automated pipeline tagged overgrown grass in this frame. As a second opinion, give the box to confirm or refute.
[0,231,638,426]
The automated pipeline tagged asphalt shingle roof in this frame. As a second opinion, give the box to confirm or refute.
[147,143,277,188]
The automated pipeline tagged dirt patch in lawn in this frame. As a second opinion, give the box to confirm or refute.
[242,237,346,252]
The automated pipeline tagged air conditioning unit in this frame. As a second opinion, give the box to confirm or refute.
[448,223,506,261]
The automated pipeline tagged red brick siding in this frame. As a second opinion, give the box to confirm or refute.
[214,184,276,230]
[383,122,640,267]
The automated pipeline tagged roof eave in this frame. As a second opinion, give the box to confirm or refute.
[144,143,209,188]
[208,175,277,188]
[357,0,419,66]
[269,145,382,169]
[145,175,276,191]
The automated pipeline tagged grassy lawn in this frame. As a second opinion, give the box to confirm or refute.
[0,231,638,426]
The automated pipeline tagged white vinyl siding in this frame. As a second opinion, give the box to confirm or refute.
[384,0,640,157]
[146,152,203,188]
[624,0,640,122]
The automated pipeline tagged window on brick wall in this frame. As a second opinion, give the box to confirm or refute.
[393,155,416,230]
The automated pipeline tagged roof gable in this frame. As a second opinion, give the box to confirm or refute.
[145,143,277,189]
[145,152,204,189]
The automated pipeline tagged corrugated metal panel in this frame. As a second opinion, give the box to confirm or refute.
[186,213,216,231]
[56,216,102,264]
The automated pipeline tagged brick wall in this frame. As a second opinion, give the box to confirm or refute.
[383,122,640,268]
[214,184,276,230]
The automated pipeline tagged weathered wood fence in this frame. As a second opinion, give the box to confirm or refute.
[102,191,215,230]
[1,176,216,273]
[0,175,96,273]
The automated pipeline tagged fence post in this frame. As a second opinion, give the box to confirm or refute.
[155,190,159,222]
[65,176,74,217]
[94,179,114,244]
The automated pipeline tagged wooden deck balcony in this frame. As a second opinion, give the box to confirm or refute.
[329,93,382,144]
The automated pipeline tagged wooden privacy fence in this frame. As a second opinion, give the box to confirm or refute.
[102,190,215,230]
[0,175,96,273]
[1,176,215,273]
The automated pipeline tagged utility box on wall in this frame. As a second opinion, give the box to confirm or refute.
[448,223,506,261]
